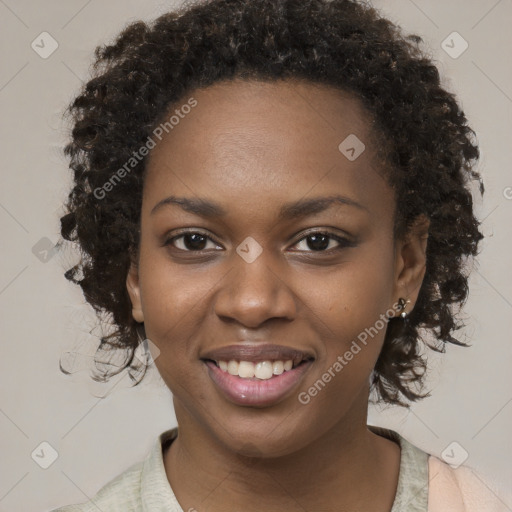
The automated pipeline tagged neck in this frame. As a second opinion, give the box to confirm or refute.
[163,396,400,511]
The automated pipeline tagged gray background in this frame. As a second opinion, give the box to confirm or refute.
[0,1,511,511]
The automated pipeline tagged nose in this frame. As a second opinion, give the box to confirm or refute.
[213,252,297,329]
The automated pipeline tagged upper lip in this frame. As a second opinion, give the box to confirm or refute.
[200,344,315,367]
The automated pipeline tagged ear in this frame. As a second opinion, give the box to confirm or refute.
[126,261,144,323]
[392,214,430,315]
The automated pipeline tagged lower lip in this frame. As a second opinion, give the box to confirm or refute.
[204,360,313,407]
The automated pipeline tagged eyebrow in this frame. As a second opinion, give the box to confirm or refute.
[150,194,368,219]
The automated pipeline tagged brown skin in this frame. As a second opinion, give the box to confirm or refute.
[126,79,429,511]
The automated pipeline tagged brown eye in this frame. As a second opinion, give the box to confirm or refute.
[291,231,355,252]
[165,232,221,252]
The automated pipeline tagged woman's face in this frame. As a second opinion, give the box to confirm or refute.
[127,79,427,456]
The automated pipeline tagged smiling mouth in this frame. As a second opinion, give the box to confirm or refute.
[204,357,313,380]
[203,357,314,407]
[200,343,315,405]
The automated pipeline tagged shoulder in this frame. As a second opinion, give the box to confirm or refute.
[50,459,145,511]
[49,428,180,512]
[428,455,508,512]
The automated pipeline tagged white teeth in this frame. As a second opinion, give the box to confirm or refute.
[254,361,273,379]
[216,359,297,380]
[272,361,284,375]
[238,361,255,378]
[227,360,239,375]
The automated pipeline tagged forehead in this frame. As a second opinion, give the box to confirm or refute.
[143,79,392,224]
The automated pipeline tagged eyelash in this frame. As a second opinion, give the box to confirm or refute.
[163,229,355,254]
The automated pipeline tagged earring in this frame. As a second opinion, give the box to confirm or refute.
[397,297,411,318]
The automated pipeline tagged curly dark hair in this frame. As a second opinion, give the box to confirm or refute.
[58,0,484,407]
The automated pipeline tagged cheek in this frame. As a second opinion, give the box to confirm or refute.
[136,250,213,380]
[138,243,212,331]
[301,244,395,384]
[307,248,395,335]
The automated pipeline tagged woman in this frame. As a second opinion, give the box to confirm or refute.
[52,0,506,510]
